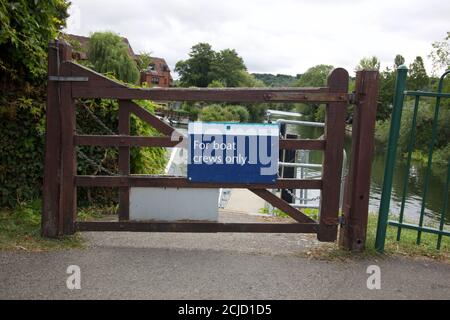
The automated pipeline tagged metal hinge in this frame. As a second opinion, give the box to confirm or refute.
[48,76,88,82]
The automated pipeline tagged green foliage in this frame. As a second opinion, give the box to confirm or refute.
[252,73,298,87]
[408,56,429,90]
[355,56,380,72]
[294,64,334,122]
[175,43,217,87]
[88,31,139,84]
[0,0,69,84]
[207,80,225,88]
[0,86,46,206]
[429,32,449,76]
[0,200,89,251]
[375,98,449,169]
[136,52,153,72]
[394,54,405,68]
[175,42,259,88]
[377,67,396,120]
[295,64,334,87]
[0,0,70,207]
[199,105,249,122]
[212,49,247,87]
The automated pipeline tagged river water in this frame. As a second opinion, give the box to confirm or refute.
[290,123,449,226]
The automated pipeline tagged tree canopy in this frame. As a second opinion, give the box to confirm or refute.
[429,32,449,76]
[355,56,380,71]
[295,64,334,87]
[88,31,140,84]
[175,42,260,87]
[408,56,429,90]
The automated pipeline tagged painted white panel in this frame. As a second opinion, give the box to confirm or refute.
[129,187,219,222]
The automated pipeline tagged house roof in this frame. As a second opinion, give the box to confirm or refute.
[62,33,172,82]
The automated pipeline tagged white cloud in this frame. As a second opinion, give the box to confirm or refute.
[65,0,449,77]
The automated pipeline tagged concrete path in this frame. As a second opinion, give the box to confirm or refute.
[225,189,266,214]
[1,211,449,299]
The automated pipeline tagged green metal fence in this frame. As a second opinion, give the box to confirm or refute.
[375,67,450,252]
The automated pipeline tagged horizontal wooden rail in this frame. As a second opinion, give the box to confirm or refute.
[72,87,348,103]
[279,139,325,150]
[68,61,347,103]
[74,135,325,150]
[76,221,319,233]
[75,175,322,189]
[74,135,182,147]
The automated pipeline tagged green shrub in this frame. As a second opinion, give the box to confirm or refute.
[199,104,249,122]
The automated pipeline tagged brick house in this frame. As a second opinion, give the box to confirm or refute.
[139,56,173,87]
[63,33,173,87]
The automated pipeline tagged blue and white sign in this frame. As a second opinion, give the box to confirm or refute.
[188,122,279,183]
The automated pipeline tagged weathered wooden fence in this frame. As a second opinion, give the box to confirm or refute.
[42,40,379,251]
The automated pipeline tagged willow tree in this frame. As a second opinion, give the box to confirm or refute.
[88,31,139,84]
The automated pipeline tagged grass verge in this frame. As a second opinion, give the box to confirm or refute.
[260,207,449,262]
[0,200,107,252]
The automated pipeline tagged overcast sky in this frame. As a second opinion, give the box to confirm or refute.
[65,0,449,78]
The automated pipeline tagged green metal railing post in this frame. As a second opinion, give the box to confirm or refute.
[375,65,408,252]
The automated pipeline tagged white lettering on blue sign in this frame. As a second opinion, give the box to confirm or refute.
[188,122,279,183]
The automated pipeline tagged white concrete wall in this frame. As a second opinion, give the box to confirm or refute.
[129,187,219,222]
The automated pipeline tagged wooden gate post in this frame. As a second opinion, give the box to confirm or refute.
[318,68,349,241]
[42,40,72,237]
[339,70,379,251]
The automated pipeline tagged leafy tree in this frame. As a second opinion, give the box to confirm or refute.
[136,52,153,72]
[237,70,265,87]
[175,43,260,88]
[0,0,70,206]
[175,43,217,87]
[295,64,334,87]
[88,31,139,84]
[429,32,449,76]
[408,56,429,90]
[394,54,405,68]
[295,65,334,121]
[0,0,69,84]
[212,49,247,87]
[377,67,396,120]
[355,56,380,71]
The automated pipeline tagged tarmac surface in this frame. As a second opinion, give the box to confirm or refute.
[1,210,449,299]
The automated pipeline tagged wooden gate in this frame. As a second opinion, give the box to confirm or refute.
[42,41,379,250]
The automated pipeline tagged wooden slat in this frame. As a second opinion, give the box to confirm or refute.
[118,101,130,221]
[42,41,65,238]
[339,70,379,251]
[75,175,322,189]
[73,86,347,103]
[76,221,319,233]
[59,61,77,235]
[249,189,316,223]
[318,68,349,242]
[74,135,183,147]
[68,62,348,103]
[127,101,175,136]
[279,139,325,150]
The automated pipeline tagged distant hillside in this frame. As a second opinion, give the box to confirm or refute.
[252,73,300,87]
